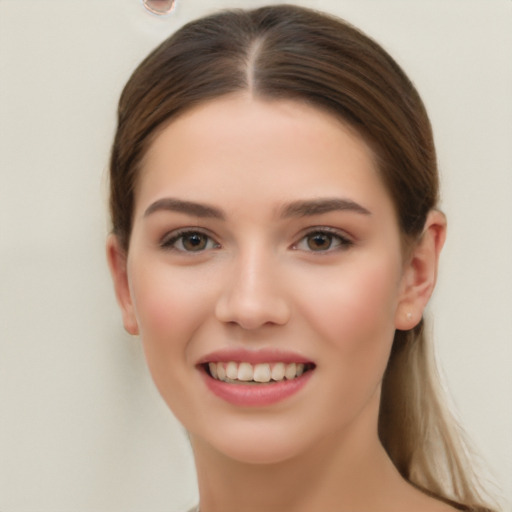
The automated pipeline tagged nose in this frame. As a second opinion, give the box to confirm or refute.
[214,248,291,330]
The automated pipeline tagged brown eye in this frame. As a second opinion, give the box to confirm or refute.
[294,229,353,253]
[306,232,334,251]
[161,230,219,252]
[182,232,208,251]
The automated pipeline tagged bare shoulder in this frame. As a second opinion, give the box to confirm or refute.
[426,500,461,512]
[378,469,467,512]
[400,485,463,512]
[413,493,462,512]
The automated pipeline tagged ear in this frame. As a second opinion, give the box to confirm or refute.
[106,234,139,335]
[395,210,447,330]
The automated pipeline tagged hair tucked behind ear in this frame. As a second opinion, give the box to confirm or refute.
[109,5,498,510]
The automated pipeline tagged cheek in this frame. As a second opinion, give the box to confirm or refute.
[296,254,401,358]
[128,261,215,371]
[293,256,402,429]
[127,262,222,421]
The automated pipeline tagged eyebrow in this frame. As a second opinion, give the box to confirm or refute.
[143,197,371,221]
[144,198,225,219]
[280,198,371,218]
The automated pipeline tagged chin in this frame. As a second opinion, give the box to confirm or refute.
[226,442,300,465]
[214,441,305,466]
[190,417,324,466]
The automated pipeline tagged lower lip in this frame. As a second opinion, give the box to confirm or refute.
[201,368,313,407]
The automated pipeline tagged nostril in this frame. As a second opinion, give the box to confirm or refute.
[142,0,176,16]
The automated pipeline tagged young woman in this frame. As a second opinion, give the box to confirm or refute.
[106,5,497,512]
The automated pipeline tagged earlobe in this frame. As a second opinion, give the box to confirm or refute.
[106,235,139,335]
[395,210,447,330]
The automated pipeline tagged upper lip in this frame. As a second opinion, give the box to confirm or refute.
[197,348,313,366]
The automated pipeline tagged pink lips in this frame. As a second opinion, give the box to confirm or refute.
[197,348,312,366]
[198,348,314,407]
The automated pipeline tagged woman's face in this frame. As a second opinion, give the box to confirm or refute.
[114,94,414,464]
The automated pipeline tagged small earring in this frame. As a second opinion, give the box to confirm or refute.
[406,312,413,320]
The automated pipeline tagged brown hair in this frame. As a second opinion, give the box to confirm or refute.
[109,5,496,510]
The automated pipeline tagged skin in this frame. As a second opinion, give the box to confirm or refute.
[108,93,449,511]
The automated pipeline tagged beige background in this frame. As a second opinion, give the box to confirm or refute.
[0,0,511,510]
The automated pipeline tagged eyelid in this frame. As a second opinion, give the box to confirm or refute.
[159,227,220,252]
[291,226,354,252]
[158,225,353,253]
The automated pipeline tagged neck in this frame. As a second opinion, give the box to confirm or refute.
[190,395,414,512]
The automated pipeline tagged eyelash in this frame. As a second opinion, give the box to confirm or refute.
[159,227,353,254]
[160,229,220,253]
[293,227,354,253]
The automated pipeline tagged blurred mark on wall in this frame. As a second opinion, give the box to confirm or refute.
[142,0,176,16]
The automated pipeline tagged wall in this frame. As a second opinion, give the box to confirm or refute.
[0,0,510,510]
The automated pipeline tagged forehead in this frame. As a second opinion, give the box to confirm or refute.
[136,93,391,217]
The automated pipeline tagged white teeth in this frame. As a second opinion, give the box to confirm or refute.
[217,363,227,381]
[226,361,238,380]
[285,363,297,380]
[253,363,271,383]
[237,362,253,381]
[271,362,285,381]
[208,361,310,383]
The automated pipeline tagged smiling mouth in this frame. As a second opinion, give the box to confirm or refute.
[204,361,316,384]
